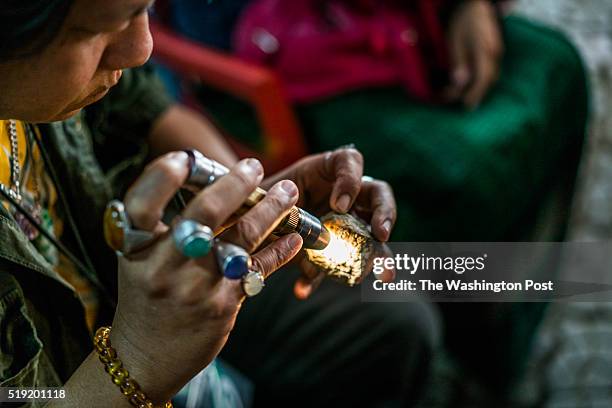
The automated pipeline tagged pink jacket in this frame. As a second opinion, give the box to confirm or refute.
[234,0,452,103]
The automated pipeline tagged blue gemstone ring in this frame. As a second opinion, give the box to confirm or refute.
[214,241,252,280]
[173,219,214,258]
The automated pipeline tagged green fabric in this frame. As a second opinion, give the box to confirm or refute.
[297,16,588,242]
[0,66,172,392]
[200,16,589,391]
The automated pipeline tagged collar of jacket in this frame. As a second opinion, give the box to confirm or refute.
[0,204,74,291]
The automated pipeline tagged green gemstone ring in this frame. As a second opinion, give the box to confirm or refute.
[173,219,214,258]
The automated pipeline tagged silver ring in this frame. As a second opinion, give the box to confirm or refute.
[242,269,265,297]
[173,219,214,258]
[184,149,230,192]
[361,175,376,183]
[104,200,156,256]
[215,241,252,280]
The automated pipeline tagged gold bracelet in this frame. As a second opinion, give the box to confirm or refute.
[94,326,173,408]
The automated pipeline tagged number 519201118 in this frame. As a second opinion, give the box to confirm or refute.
[4,388,66,401]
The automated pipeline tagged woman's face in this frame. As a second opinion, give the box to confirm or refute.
[0,0,154,123]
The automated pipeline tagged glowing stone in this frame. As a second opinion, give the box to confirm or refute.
[306,213,373,286]
[318,230,358,266]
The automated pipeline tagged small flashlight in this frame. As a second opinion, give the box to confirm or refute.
[183,150,330,250]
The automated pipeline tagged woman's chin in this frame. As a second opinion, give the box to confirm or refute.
[50,89,110,121]
[51,109,84,122]
[28,108,83,124]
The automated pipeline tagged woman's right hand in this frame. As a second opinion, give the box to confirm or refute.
[445,0,504,109]
[108,152,302,403]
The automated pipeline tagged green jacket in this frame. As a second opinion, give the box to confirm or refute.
[0,67,172,403]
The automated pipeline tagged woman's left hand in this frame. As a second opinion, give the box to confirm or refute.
[262,147,397,298]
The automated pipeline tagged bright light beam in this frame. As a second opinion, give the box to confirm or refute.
[305,213,373,287]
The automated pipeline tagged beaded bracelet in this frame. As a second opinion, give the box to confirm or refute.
[94,326,173,408]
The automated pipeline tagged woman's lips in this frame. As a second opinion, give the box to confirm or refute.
[61,70,125,115]
[89,71,123,99]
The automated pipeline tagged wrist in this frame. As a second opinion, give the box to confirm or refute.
[107,323,178,405]
[108,308,225,403]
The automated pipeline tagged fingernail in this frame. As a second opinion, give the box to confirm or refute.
[166,152,190,172]
[299,285,312,299]
[336,194,351,212]
[244,158,263,175]
[279,180,298,197]
[168,151,189,162]
[288,233,303,248]
[382,220,392,236]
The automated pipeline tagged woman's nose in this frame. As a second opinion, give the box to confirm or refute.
[101,13,153,71]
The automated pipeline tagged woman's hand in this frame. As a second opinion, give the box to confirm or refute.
[263,147,397,298]
[445,0,504,108]
[109,152,303,403]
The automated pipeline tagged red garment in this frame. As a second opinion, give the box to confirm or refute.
[233,0,451,103]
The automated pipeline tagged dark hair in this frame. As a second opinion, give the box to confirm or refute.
[0,0,74,60]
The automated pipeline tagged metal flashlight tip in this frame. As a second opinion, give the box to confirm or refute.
[292,208,330,250]
[310,225,330,250]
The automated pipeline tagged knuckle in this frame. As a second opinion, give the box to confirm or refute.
[270,244,287,267]
[380,180,394,194]
[253,245,288,275]
[154,159,178,181]
[336,166,356,181]
[175,274,207,307]
[350,148,364,164]
[235,218,261,250]
[150,155,187,189]
[266,189,293,212]
[233,171,256,192]
[177,292,200,307]
[339,177,361,195]
[199,196,225,224]
[143,270,170,297]
[251,256,267,275]
[206,299,238,321]
[230,162,260,193]
[336,147,363,166]
[271,244,286,264]
[127,198,159,229]
[253,248,281,275]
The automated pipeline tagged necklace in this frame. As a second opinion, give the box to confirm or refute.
[0,122,115,308]
[0,120,22,201]
[1,121,44,241]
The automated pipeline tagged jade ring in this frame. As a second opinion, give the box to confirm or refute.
[173,219,215,258]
